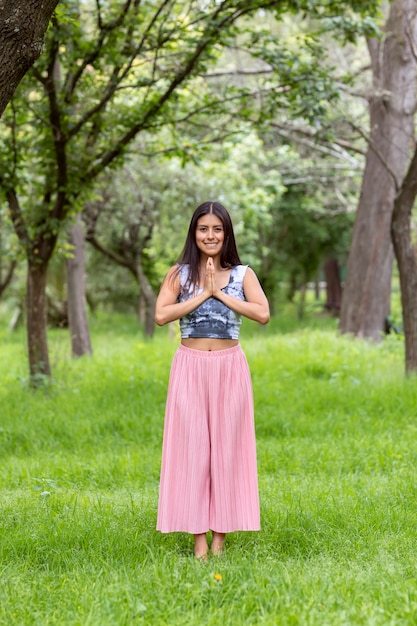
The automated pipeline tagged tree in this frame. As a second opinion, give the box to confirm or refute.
[260,182,352,317]
[340,0,417,340]
[83,170,161,337]
[391,144,417,374]
[0,0,59,116]
[323,257,342,316]
[66,214,92,356]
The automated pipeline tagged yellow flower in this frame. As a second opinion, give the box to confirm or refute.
[214,573,222,582]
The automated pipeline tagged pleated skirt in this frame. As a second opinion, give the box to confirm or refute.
[157,343,260,534]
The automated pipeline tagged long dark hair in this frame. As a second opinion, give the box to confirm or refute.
[177,201,242,291]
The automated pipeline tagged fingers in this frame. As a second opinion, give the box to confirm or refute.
[205,257,216,295]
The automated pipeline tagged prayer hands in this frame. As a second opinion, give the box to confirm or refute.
[204,257,218,297]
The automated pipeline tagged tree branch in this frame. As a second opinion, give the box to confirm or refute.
[85,0,281,178]
[43,23,68,225]
[5,186,30,249]
[348,120,401,189]
[85,231,136,276]
[270,121,366,162]
[0,260,17,297]
[66,0,173,136]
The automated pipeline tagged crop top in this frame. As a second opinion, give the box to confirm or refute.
[178,264,248,340]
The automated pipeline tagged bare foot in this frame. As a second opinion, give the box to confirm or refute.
[194,533,209,561]
[211,531,226,556]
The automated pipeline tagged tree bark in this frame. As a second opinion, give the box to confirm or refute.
[297,280,307,321]
[27,259,50,380]
[137,293,145,326]
[339,0,417,340]
[66,214,92,357]
[0,0,59,116]
[323,257,342,315]
[0,260,17,298]
[391,145,417,374]
[136,261,156,338]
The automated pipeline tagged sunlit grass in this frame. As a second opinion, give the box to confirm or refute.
[1,308,417,625]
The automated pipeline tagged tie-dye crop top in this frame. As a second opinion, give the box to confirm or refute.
[178,264,248,340]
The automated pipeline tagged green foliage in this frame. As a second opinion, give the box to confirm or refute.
[0,0,380,237]
[0,0,379,373]
[64,124,359,315]
[273,183,353,280]
[1,310,417,624]
[0,0,376,257]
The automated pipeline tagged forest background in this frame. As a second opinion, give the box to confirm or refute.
[1,0,417,381]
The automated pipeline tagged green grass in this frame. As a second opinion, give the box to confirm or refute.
[1,309,417,625]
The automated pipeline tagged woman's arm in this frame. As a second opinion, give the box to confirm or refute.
[154,266,211,326]
[221,267,270,324]
[212,264,270,325]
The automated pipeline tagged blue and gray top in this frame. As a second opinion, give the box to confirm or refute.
[178,264,248,340]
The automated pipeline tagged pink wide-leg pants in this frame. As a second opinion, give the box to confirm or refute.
[157,344,260,534]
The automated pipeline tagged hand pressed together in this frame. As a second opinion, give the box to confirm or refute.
[203,257,220,299]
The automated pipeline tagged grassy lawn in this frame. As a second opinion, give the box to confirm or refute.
[1,307,417,625]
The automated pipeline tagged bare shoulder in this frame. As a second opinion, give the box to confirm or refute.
[166,264,180,282]
[159,264,181,295]
[243,266,262,285]
[243,266,270,314]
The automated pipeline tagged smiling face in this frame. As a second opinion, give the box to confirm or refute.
[195,213,225,259]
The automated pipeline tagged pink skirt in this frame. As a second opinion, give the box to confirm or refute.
[157,344,260,534]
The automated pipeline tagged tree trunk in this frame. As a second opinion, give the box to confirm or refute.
[324,257,342,315]
[136,261,156,338]
[27,259,50,380]
[314,274,320,301]
[0,0,59,116]
[66,214,92,357]
[297,282,307,320]
[137,293,145,326]
[339,0,417,340]
[391,145,417,374]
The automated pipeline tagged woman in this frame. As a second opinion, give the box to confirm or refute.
[155,201,270,559]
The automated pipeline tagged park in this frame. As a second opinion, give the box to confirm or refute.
[1,309,417,624]
[1,1,417,624]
